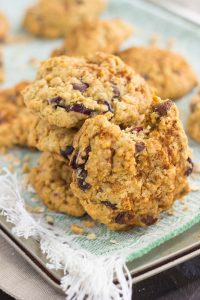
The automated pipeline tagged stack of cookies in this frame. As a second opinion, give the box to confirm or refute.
[22,52,192,230]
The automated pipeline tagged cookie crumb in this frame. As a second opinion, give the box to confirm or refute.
[166,37,175,50]
[45,215,54,225]
[26,205,45,213]
[190,184,200,192]
[87,233,97,240]
[22,162,30,173]
[8,164,14,173]
[70,224,85,235]
[110,239,119,245]
[23,155,30,163]
[182,205,189,211]
[167,208,175,216]
[81,219,96,228]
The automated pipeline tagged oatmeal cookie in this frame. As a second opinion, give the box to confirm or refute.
[0,11,9,42]
[70,98,190,230]
[23,53,154,129]
[28,117,75,160]
[0,82,36,149]
[52,19,133,57]
[23,0,106,38]
[187,91,200,143]
[118,47,198,100]
[29,152,85,217]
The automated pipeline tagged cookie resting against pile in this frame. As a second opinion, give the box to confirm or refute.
[187,91,200,143]
[29,152,85,217]
[52,18,133,57]
[0,81,36,149]
[22,53,155,129]
[23,0,106,38]
[118,47,197,100]
[70,99,191,230]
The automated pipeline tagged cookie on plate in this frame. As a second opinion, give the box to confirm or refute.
[29,152,85,217]
[118,47,198,100]
[28,117,76,161]
[0,81,36,149]
[187,91,200,143]
[23,53,154,129]
[0,11,9,42]
[52,19,133,57]
[70,98,190,230]
[23,0,106,38]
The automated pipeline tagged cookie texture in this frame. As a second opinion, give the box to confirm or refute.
[70,98,190,230]
[23,53,154,129]
[118,47,198,100]
[23,0,106,38]
[29,152,85,217]
[0,11,9,41]
[0,81,36,149]
[187,91,200,142]
[28,117,76,160]
[52,19,133,57]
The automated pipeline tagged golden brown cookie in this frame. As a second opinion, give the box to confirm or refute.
[118,47,198,100]
[187,91,200,142]
[0,11,9,42]
[23,53,154,129]
[70,98,190,230]
[23,0,106,38]
[29,152,85,217]
[0,81,36,149]
[52,18,133,57]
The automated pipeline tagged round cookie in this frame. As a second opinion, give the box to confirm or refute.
[29,152,85,217]
[28,117,76,160]
[52,18,133,57]
[70,98,190,230]
[0,82,36,149]
[118,47,198,100]
[0,11,9,41]
[187,91,200,143]
[23,53,155,129]
[23,0,106,38]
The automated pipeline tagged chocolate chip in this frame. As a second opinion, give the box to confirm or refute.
[115,211,134,224]
[102,201,117,210]
[72,81,89,93]
[141,215,158,226]
[66,104,95,116]
[112,84,120,98]
[185,157,193,176]
[135,142,145,153]
[131,127,143,133]
[77,169,91,191]
[60,146,74,159]
[153,100,173,117]
[97,100,113,113]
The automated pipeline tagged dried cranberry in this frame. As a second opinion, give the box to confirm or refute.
[141,215,158,226]
[97,100,113,113]
[60,146,74,159]
[115,211,134,224]
[112,84,120,98]
[66,104,95,116]
[72,81,89,93]
[102,201,117,210]
[48,96,64,105]
[185,157,193,176]
[153,100,173,117]
[131,127,143,133]
[135,142,145,153]
[70,151,79,169]
[77,169,91,191]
